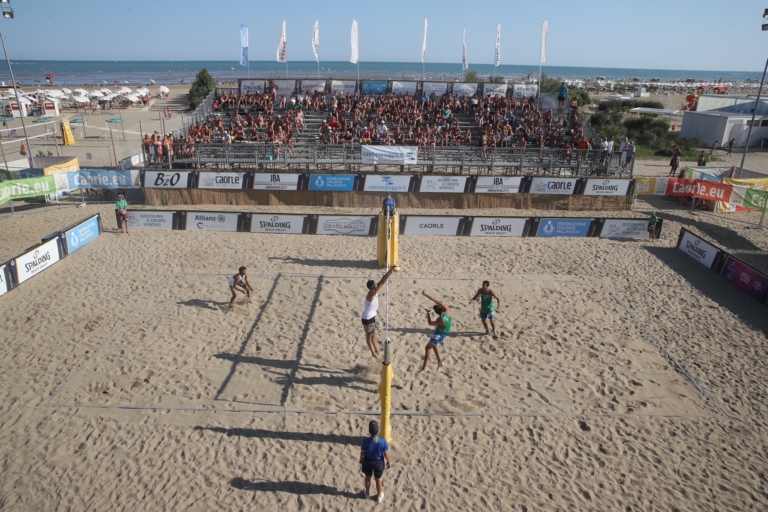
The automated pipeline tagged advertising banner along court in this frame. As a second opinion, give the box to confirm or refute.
[599,219,649,239]
[184,212,240,232]
[469,217,527,237]
[0,176,56,205]
[253,173,300,190]
[124,210,175,230]
[14,238,61,284]
[361,146,418,165]
[720,256,768,302]
[677,229,721,269]
[65,215,101,254]
[199,172,246,190]
[316,215,376,236]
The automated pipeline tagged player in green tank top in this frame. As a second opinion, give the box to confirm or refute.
[418,291,452,373]
[469,280,501,337]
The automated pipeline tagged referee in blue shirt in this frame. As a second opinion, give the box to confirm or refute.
[359,420,391,503]
[382,193,396,218]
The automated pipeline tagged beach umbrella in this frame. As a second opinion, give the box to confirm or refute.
[125,94,140,102]
[117,87,131,94]
[72,96,89,103]
[74,88,88,95]
[61,88,72,94]
[150,79,156,84]
[89,90,104,97]
[159,86,170,94]
[101,87,112,94]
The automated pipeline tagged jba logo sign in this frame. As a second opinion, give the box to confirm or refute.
[470,217,527,237]
[253,173,300,190]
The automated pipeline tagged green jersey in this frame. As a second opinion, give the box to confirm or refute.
[649,215,658,226]
[116,199,127,212]
[438,312,452,334]
[480,290,495,313]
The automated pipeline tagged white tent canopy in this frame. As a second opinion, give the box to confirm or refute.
[74,88,88,96]
[117,87,131,94]
[61,88,72,94]
[89,90,104,97]
[158,86,170,93]
[72,95,90,103]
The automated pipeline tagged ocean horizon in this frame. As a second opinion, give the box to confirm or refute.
[1,60,761,86]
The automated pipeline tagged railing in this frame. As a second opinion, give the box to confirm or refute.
[145,143,635,177]
[181,89,217,136]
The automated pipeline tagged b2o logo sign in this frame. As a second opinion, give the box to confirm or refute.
[146,171,188,188]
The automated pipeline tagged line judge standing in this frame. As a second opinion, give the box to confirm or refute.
[116,194,129,234]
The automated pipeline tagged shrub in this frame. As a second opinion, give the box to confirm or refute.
[188,67,215,109]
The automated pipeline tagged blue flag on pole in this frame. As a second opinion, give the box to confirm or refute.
[240,24,249,68]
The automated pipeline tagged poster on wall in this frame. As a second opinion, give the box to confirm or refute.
[361,81,387,95]
[391,81,417,96]
[240,80,265,95]
[300,80,326,93]
[512,84,538,100]
[250,214,307,234]
[483,83,508,97]
[363,175,412,192]
[584,179,632,196]
[253,173,300,190]
[536,218,592,237]
[469,217,527,237]
[199,172,246,190]
[316,216,375,236]
[419,176,469,193]
[403,216,462,236]
[422,82,448,97]
[475,176,522,194]
[144,171,190,189]
[453,83,478,97]
[530,177,577,195]
[361,146,418,165]
[185,212,239,232]
[331,80,357,95]
[309,174,356,191]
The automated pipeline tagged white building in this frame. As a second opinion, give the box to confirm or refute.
[680,94,768,147]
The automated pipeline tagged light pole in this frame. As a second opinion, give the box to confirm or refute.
[0,1,34,169]
[738,9,768,180]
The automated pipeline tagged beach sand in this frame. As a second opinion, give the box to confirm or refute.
[0,197,767,510]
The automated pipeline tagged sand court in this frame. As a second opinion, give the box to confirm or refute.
[48,270,713,420]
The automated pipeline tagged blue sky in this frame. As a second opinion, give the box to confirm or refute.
[2,0,766,71]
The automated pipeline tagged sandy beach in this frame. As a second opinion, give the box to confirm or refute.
[0,192,767,510]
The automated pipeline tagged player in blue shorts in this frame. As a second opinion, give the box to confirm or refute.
[418,291,452,373]
[469,280,501,336]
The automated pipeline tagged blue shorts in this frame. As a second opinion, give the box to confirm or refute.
[428,330,448,346]
[480,311,496,321]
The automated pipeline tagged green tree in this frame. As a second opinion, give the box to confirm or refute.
[538,72,561,94]
[188,67,216,109]
[463,70,479,82]
[487,75,505,83]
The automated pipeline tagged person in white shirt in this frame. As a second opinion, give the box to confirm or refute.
[619,136,630,168]
[376,120,388,142]
[361,267,397,359]
[606,136,615,167]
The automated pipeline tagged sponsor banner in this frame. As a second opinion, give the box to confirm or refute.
[15,238,61,284]
[240,80,265,95]
[253,173,300,191]
[361,81,387,95]
[599,219,648,239]
[634,177,655,195]
[0,264,8,297]
[68,170,141,189]
[300,80,326,93]
[144,171,190,189]
[743,188,768,211]
[363,175,411,192]
[720,256,768,302]
[198,172,246,190]
[309,174,355,191]
[665,178,732,201]
[331,80,357,95]
[185,212,239,232]
[125,210,175,230]
[530,177,577,195]
[475,176,523,194]
[0,176,56,205]
[469,217,527,237]
[250,214,306,234]
[483,83,508,97]
[422,82,448,97]
[316,215,373,236]
[391,81,417,96]
[269,80,296,94]
[361,145,418,165]
[419,176,468,193]
[678,230,719,268]
[42,158,80,176]
[653,177,669,195]
[453,83,478,97]
[54,173,71,193]
[584,179,632,196]
[537,218,591,237]
[403,216,461,236]
[728,185,748,207]
[65,215,100,254]
[512,84,538,100]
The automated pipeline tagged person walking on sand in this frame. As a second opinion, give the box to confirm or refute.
[418,291,452,373]
[727,138,735,156]
[116,194,129,234]
[359,420,390,503]
[228,266,254,310]
[469,281,500,336]
[668,146,681,177]
[362,267,397,360]
[648,211,659,242]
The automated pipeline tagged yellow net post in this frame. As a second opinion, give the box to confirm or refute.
[377,213,399,268]
[378,209,395,442]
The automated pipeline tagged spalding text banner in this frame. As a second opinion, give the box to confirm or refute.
[250,214,306,234]
[15,238,61,284]
[361,146,418,165]
[584,179,632,196]
[599,219,648,239]
[677,229,719,268]
[469,217,527,237]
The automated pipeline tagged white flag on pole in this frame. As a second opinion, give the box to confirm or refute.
[422,18,428,64]
[240,24,249,68]
[277,19,287,63]
[350,20,359,64]
[494,23,501,67]
[312,20,320,63]
[462,26,468,71]
[540,19,548,64]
